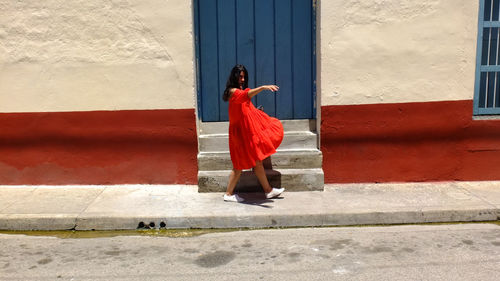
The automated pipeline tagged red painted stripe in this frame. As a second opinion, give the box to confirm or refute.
[321,100,500,183]
[0,109,198,185]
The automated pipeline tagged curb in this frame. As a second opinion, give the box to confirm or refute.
[1,208,498,231]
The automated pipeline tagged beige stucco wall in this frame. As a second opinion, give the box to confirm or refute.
[0,0,194,112]
[320,0,479,106]
[1,0,481,112]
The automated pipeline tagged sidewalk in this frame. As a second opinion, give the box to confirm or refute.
[1,181,499,231]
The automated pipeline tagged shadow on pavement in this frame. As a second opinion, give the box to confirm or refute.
[237,192,284,208]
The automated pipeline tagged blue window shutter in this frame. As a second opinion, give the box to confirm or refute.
[474,0,500,115]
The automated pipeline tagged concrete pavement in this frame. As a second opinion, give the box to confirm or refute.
[0,181,499,230]
[3,224,500,280]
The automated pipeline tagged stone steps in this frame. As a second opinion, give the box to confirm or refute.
[198,131,318,152]
[198,149,322,171]
[198,168,324,193]
[197,119,324,192]
[199,119,316,135]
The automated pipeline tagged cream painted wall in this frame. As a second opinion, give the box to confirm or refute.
[320,0,479,106]
[1,0,481,112]
[0,0,194,112]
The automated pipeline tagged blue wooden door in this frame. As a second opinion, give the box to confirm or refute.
[194,0,316,122]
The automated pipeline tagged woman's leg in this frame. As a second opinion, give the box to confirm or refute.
[225,169,242,195]
[254,160,273,193]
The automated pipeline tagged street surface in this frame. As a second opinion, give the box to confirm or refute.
[1,223,500,280]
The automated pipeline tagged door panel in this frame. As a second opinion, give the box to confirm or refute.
[198,0,219,121]
[255,0,276,116]
[292,0,313,119]
[275,0,294,119]
[195,0,315,122]
[217,0,236,121]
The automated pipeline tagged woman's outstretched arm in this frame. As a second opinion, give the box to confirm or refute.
[248,85,279,98]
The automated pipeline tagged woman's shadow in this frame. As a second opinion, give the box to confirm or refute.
[233,156,282,207]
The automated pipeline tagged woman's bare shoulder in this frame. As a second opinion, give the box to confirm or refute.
[228,88,237,98]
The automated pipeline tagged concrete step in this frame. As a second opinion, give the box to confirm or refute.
[199,119,316,135]
[198,168,324,192]
[199,131,318,152]
[198,149,323,171]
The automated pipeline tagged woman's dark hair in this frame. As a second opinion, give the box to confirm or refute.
[223,64,248,102]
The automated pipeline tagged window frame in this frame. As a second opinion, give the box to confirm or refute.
[474,0,500,115]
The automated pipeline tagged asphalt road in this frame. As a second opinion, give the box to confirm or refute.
[1,223,500,280]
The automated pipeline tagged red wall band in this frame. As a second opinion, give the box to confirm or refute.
[0,109,198,185]
[321,100,500,183]
[1,100,499,185]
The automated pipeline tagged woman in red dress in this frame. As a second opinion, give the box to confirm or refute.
[222,65,285,202]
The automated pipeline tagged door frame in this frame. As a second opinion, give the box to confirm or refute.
[192,0,321,146]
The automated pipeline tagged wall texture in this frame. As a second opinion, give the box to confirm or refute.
[0,109,198,184]
[0,0,195,112]
[320,0,479,106]
[321,100,500,183]
[1,0,498,185]
[0,0,198,185]
[319,0,500,183]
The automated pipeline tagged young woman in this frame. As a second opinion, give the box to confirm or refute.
[222,64,285,202]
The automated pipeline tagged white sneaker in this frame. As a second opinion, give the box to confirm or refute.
[265,187,285,199]
[223,194,245,202]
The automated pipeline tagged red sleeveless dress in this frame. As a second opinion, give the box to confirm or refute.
[228,88,284,170]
